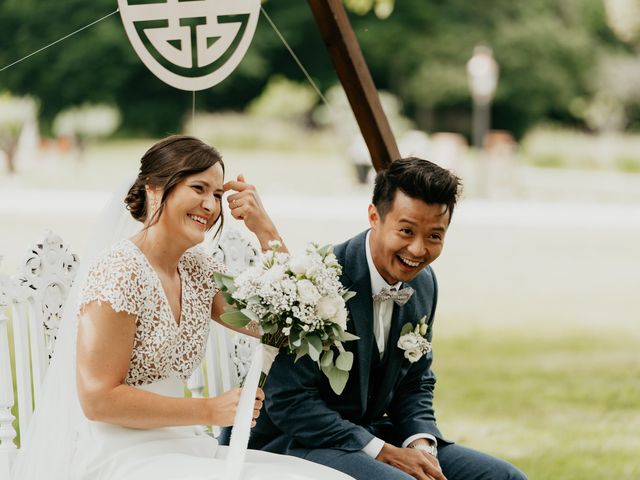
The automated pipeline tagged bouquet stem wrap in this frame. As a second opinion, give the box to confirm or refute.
[259,344,279,388]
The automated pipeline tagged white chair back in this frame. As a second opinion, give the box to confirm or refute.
[0,226,260,474]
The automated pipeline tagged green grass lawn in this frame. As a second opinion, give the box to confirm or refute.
[434,328,640,479]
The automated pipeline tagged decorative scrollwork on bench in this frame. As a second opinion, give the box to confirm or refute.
[18,231,79,358]
[212,228,260,276]
[211,226,260,386]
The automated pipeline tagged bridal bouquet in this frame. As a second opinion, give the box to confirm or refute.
[213,241,358,394]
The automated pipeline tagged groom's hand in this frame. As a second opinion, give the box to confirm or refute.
[252,387,265,427]
[377,443,446,480]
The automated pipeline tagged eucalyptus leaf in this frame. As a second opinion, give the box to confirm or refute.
[307,335,322,361]
[241,307,261,323]
[263,323,278,335]
[400,322,413,336]
[336,351,354,371]
[221,310,251,328]
[342,290,357,301]
[290,330,301,347]
[331,325,341,337]
[294,343,309,362]
[339,330,360,342]
[221,292,235,305]
[213,272,237,293]
[320,349,334,367]
[323,366,349,395]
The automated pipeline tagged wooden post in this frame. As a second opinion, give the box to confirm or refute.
[307,0,400,172]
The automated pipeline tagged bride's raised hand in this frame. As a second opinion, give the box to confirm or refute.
[223,174,286,252]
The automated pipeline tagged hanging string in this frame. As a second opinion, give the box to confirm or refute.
[260,6,331,109]
[0,9,120,73]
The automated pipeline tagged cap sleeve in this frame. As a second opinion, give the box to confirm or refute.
[79,242,147,317]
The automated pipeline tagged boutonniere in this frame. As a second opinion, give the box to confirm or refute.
[397,316,432,363]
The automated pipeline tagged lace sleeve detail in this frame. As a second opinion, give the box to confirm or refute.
[78,242,147,317]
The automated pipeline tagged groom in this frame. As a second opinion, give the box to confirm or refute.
[249,158,526,480]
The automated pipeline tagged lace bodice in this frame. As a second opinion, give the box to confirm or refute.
[79,239,224,386]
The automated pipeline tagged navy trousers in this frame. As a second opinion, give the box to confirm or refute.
[293,443,527,480]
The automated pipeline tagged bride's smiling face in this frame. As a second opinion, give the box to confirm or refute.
[156,163,224,246]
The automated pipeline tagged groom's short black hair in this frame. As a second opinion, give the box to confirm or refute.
[372,157,462,222]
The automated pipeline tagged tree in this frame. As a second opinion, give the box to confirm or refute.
[0,0,628,138]
[0,92,37,174]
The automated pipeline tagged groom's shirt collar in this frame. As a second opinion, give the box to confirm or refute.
[365,231,402,294]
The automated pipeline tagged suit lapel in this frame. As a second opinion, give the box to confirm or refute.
[341,232,374,414]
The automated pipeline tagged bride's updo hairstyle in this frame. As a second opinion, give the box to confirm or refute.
[125,135,225,237]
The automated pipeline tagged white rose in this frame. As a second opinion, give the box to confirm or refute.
[262,264,285,284]
[297,279,321,305]
[397,333,420,352]
[290,255,313,276]
[316,295,344,320]
[404,348,422,363]
[419,337,432,354]
[331,306,348,329]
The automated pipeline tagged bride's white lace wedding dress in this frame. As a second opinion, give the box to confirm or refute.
[69,239,352,480]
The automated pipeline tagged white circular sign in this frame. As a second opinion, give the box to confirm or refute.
[118,0,260,91]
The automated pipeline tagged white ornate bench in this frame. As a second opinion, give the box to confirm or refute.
[0,228,260,477]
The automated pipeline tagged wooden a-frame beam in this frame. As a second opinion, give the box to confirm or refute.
[307,0,401,172]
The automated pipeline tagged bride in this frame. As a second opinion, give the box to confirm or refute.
[11,135,353,480]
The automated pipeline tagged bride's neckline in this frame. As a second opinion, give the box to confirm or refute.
[124,238,185,327]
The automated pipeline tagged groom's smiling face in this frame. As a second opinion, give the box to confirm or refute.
[368,190,449,285]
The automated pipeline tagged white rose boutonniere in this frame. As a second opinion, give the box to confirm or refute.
[397,316,432,363]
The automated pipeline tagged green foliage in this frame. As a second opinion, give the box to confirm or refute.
[321,363,349,394]
[220,309,251,328]
[335,350,353,371]
[248,75,316,120]
[0,0,632,137]
[350,0,615,137]
[521,125,640,170]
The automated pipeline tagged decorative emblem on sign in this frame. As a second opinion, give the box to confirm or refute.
[118,0,260,91]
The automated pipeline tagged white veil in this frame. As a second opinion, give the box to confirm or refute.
[11,176,142,480]
[11,175,261,480]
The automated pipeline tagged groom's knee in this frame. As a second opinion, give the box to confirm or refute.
[438,443,527,480]
[302,449,413,480]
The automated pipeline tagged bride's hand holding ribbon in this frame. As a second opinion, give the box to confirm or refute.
[208,386,264,427]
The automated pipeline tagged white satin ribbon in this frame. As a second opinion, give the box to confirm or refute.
[261,344,279,376]
[225,343,263,480]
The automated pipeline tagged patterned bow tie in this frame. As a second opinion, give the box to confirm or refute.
[372,286,414,306]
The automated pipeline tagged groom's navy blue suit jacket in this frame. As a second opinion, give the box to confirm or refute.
[249,230,449,455]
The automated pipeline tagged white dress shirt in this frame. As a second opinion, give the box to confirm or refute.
[362,232,437,458]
